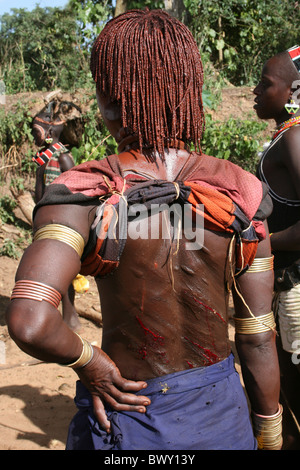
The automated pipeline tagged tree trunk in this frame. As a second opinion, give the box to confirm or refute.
[218,16,223,64]
[114,0,127,17]
[164,0,186,21]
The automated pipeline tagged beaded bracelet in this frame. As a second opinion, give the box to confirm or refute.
[252,404,283,450]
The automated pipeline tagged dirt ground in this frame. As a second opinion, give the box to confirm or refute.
[0,257,102,450]
[0,86,277,450]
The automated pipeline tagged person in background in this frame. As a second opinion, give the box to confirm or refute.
[6,9,281,450]
[254,45,300,449]
[32,103,81,332]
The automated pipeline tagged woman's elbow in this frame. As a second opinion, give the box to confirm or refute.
[6,300,51,348]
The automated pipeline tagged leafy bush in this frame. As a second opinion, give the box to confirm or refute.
[185,0,299,86]
[201,114,268,173]
[0,102,33,154]
[0,6,91,93]
[0,239,22,259]
[71,102,118,164]
[0,194,32,258]
[0,102,35,180]
[0,195,17,223]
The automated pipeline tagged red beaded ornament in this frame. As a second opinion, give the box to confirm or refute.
[272,115,300,140]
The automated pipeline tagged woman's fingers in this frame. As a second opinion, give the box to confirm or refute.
[91,384,151,433]
[93,378,151,410]
[92,394,111,433]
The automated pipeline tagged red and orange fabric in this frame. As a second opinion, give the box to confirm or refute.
[33,151,272,278]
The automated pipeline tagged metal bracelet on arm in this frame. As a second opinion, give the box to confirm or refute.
[60,333,94,369]
[247,256,274,273]
[252,404,283,450]
[11,280,62,309]
[33,224,85,258]
[234,311,276,334]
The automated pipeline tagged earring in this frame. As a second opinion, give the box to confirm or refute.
[45,136,53,144]
[285,98,300,114]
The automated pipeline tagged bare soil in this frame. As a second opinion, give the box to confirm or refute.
[0,258,102,450]
[0,86,273,450]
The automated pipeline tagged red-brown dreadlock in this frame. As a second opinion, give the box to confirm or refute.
[90,9,205,157]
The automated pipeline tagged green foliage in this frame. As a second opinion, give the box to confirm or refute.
[185,0,299,85]
[0,195,17,223]
[68,0,112,44]
[0,5,92,93]
[71,101,117,164]
[0,102,33,154]
[0,102,35,182]
[128,0,164,8]
[201,114,268,173]
[0,194,32,258]
[0,101,35,179]
[0,239,22,259]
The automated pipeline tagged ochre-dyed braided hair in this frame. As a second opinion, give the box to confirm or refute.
[91,9,205,157]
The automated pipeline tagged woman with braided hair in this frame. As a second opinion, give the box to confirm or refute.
[32,102,75,202]
[6,9,281,450]
[32,104,81,331]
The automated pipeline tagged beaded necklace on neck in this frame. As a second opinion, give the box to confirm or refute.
[272,115,300,140]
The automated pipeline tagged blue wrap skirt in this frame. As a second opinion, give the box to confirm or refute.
[66,353,257,450]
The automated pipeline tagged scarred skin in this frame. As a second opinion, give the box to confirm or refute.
[6,92,280,444]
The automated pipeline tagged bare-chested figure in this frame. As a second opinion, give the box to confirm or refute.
[255,47,300,449]
[6,9,281,450]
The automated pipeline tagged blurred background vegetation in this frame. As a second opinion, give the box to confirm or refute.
[0,0,298,176]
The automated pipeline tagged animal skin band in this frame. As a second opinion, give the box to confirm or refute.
[11,280,62,308]
[287,45,300,72]
[34,224,85,258]
[247,256,274,273]
[234,311,276,334]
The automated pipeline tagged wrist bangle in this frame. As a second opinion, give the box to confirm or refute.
[61,333,94,369]
[252,404,283,450]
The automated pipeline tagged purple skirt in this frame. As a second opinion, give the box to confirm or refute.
[66,353,257,450]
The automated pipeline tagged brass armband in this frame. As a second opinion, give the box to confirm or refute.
[252,404,283,450]
[34,224,85,258]
[61,333,94,369]
[247,256,274,273]
[234,311,276,334]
